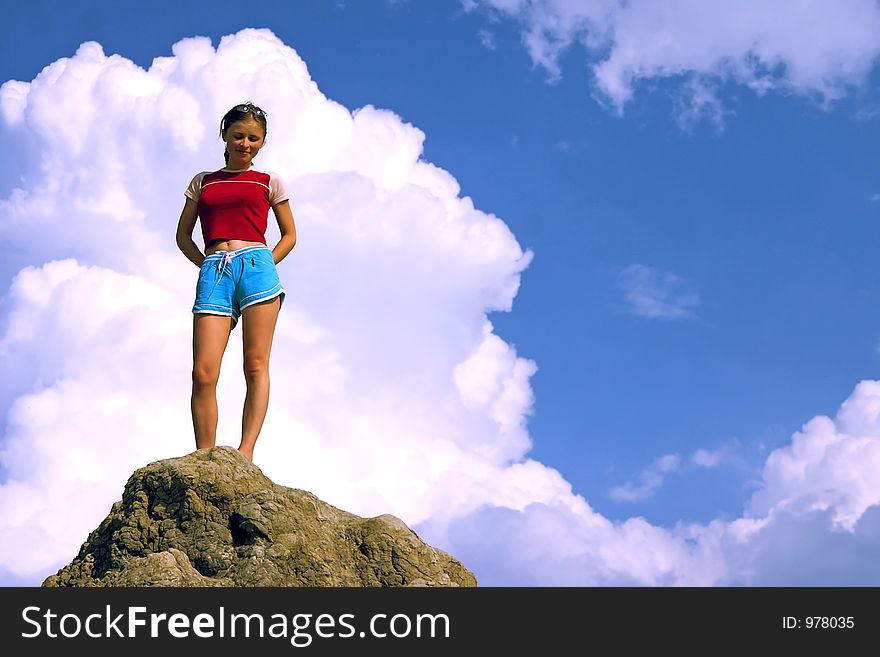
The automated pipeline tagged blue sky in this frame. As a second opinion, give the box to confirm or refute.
[3,0,880,586]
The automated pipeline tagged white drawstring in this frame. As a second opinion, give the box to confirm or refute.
[217,251,234,278]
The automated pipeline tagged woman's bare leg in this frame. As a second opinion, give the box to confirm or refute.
[191,314,232,449]
[239,297,281,460]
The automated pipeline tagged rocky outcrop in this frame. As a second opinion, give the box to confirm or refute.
[43,446,476,587]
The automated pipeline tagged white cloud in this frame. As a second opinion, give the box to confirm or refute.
[2,26,880,587]
[618,263,700,320]
[478,29,497,50]
[747,380,880,531]
[431,383,880,584]
[609,453,682,502]
[608,446,736,504]
[467,0,880,121]
[692,448,724,468]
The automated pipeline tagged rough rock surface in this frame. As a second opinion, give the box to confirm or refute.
[43,447,477,587]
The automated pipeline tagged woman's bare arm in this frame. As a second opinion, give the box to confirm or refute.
[175,198,205,267]
[271,199,297,265]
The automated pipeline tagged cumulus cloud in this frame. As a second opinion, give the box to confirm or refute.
[747,380,880,532]
[466,0,880,121]
[2,27,880,587]
[618,263,700,320]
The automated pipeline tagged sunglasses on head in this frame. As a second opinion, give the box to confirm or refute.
[232,103,267,118]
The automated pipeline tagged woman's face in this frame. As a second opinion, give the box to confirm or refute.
[222,117,265,169]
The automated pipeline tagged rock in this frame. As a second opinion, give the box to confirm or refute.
[43,446,477,587]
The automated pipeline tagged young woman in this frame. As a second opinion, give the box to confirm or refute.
[175,102,297,461]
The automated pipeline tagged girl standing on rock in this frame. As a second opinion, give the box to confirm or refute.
[175,101,296,461]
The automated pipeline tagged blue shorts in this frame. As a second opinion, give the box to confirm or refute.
[192,245,285,329]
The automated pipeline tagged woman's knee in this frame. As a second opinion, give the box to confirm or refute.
[192,363,220,389]
[242,354,269,383]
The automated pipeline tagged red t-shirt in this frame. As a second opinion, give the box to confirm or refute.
[185,168,289,246]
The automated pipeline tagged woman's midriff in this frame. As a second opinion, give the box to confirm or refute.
[205,239,265,255]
